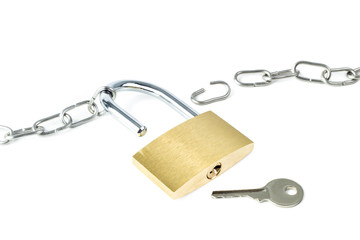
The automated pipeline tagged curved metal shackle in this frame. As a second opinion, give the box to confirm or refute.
[100,80,199,136]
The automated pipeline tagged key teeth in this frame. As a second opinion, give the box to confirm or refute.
[211,189,270,203]
[255,197,268,203]
[247,191,269,203]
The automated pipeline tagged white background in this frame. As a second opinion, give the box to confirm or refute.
[0,1,359,239]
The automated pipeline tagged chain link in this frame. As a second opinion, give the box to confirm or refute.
[60,100,99,128]
[0,86,116,144]
[88,86,116,116]
[323,67,358,86]
[294,61,331,83]
[234,70,273,87]
[235,60,360,87]
[33,113,73,135]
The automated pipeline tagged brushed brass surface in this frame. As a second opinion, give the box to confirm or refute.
[133,111,254,199]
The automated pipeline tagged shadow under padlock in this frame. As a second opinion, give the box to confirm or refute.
[100,80,254,199]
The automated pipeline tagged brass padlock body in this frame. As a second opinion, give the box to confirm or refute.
[133,111,254,199]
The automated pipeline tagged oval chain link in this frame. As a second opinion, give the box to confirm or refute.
[235,61,360,87]
[234,70,273,87]
[294,61,331,83]
[0,86,116,144]
[323,67,358,86]
[33,113,73,135]
[60,100,99,128]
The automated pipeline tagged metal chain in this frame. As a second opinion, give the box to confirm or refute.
[2,61,359,144]
[234,60,360,87]
[0,86,116,144]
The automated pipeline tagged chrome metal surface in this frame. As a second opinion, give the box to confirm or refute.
[347,67,360,80]
[60,100,99,128]
[0,125,13,144]
[324,67,358,86]
[212,178,304,207]
[191,81,231,105]
[88,86,116,116]
[100,80,199,137]
[33,113,73,135]
[354,68,360,79]
[294,61,331,83]
[234,69,272,87]
[269,69,299,80]
[6,126,45,141]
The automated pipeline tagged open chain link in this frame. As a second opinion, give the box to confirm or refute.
[0,86,116,144]
[234,60,360,87]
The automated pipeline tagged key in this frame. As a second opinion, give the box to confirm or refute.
[211,178,304,207]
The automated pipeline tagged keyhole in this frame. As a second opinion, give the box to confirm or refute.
[285,186,297,195]
[207,163,222,180]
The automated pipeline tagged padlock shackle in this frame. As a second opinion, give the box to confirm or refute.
[100,80,199,136]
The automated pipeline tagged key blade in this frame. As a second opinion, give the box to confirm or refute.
[212,190,244,198]
[212,188,270,202]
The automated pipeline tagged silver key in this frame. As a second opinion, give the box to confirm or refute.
[211,178,304,207]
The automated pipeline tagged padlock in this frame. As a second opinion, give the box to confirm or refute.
[100,80,254,199]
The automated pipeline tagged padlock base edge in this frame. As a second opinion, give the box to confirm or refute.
[133,142,254,199]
